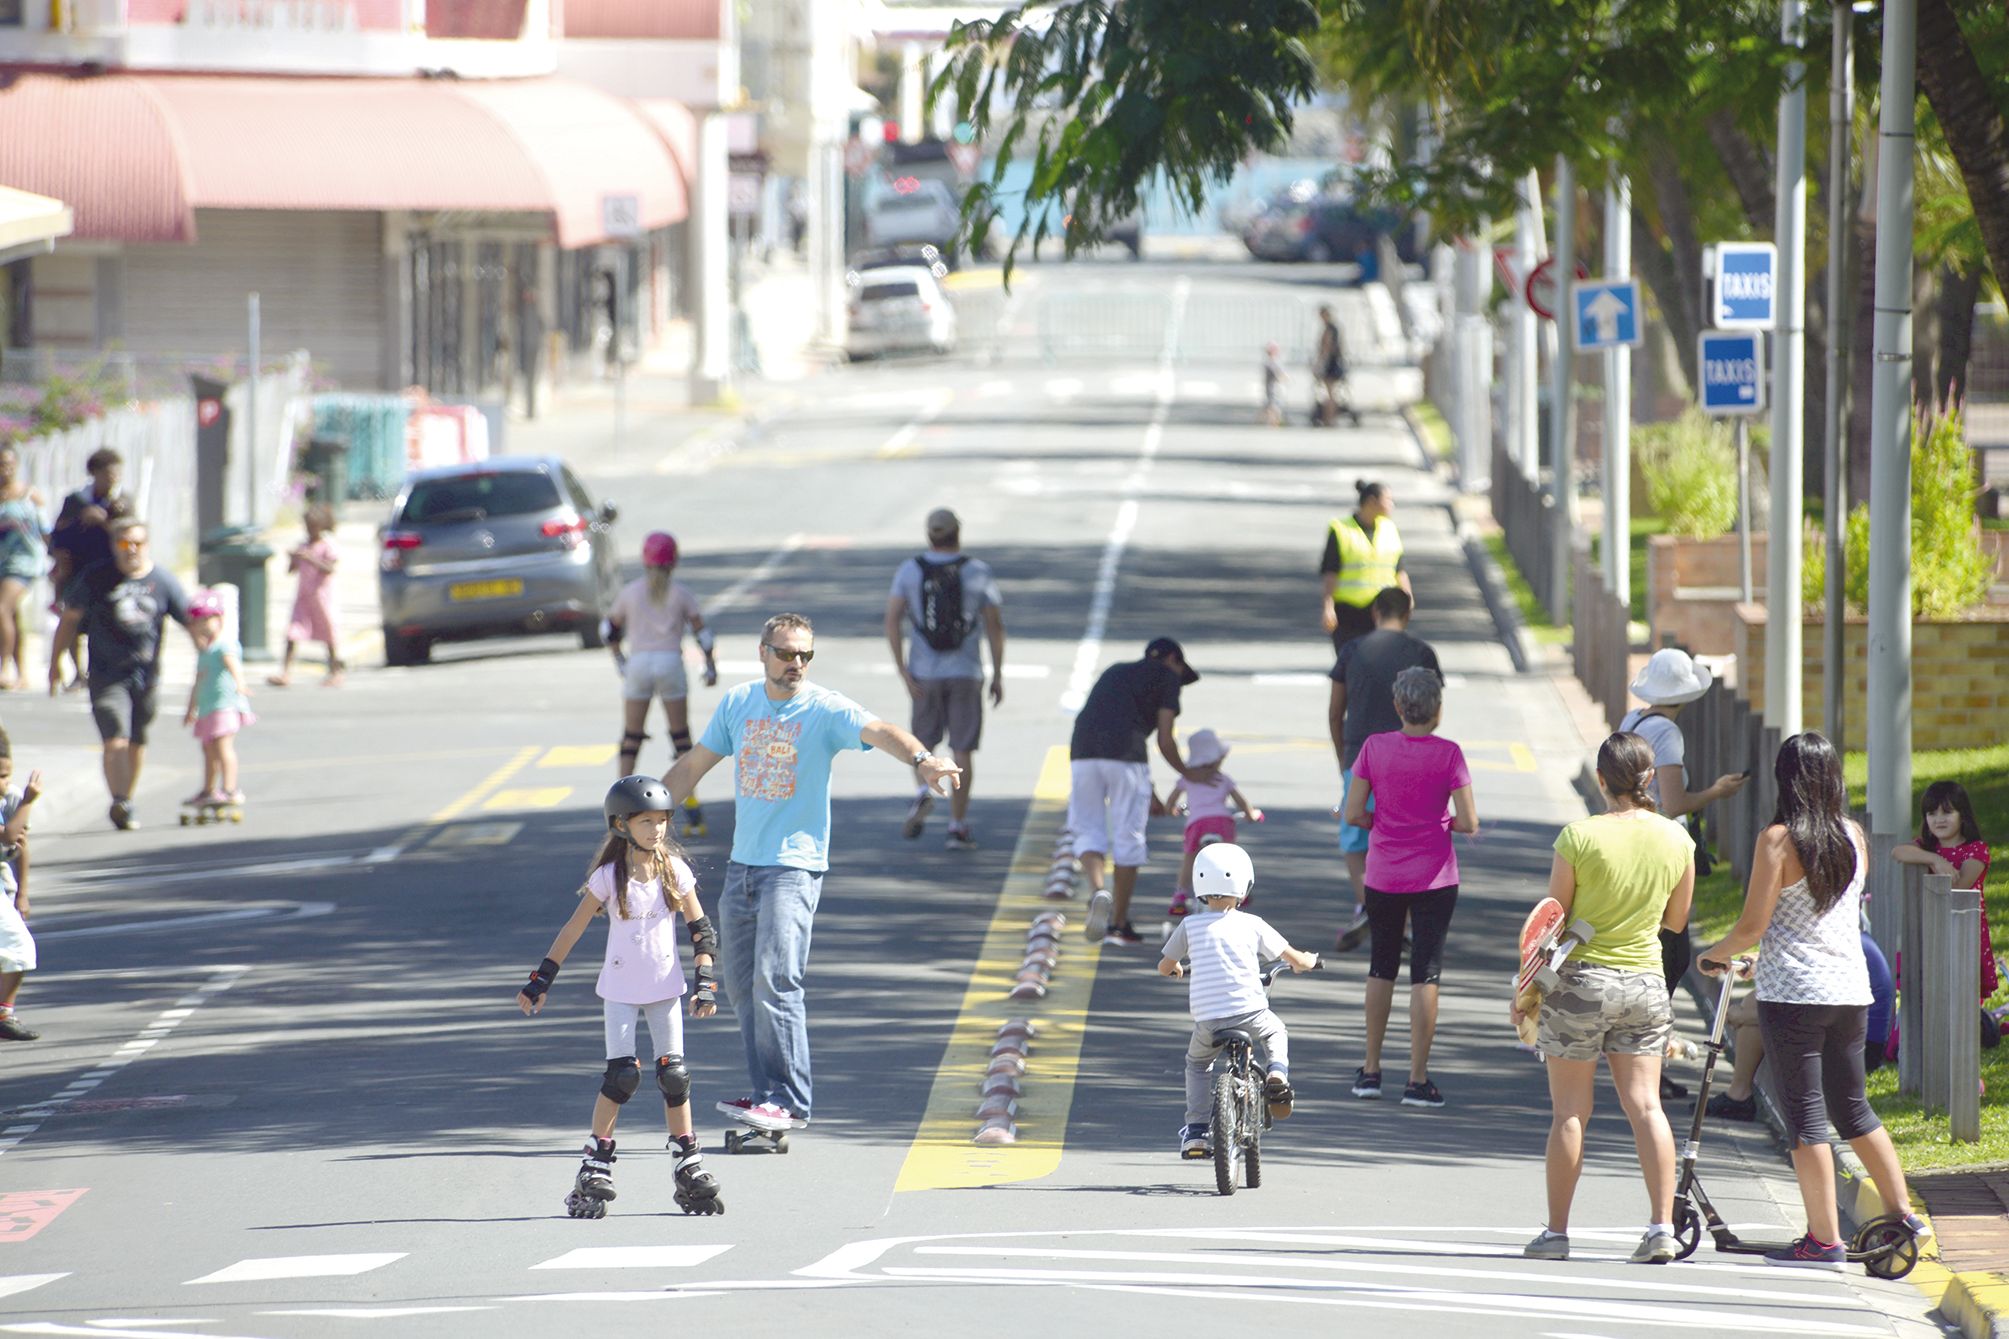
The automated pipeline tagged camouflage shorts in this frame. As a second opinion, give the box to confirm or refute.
[1536,962,1673,1060]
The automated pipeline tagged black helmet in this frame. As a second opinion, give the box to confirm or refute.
[605,775,673,827]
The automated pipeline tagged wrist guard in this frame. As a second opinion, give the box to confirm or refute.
[696,626,716,655]
[521,956,559,1001]
[687,915,719,957]
[692,962,718,1008]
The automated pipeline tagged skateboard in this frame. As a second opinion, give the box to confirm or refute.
[180,798,243,826]
[1513,897,1594,1046]
[716,1101,799,1154]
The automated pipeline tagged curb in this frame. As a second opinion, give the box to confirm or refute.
[1941,1273,2009,1339]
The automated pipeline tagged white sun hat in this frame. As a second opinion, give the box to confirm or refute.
[1185,729,1230,767]
[1629,647,1714,706]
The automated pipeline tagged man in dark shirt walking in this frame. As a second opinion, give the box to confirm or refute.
[1069,637,1199,946]
[1328,587,1439,950]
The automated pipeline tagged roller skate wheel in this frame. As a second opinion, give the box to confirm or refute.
[724,1131,743,1153]
[179,813,191,826]
[564,1191,606,1219]
[774,1133,789,1153]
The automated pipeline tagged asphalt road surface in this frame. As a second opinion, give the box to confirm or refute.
[0,260,1945,1338]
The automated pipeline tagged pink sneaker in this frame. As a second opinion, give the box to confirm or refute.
[717,1097,791,1132]
[752,1101,805,1130]
[1168,889,1192,918]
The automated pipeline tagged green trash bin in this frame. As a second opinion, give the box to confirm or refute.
[301,436,350,512]
[198,525,275,661]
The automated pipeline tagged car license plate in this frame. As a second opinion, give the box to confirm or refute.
[449,578,523,601]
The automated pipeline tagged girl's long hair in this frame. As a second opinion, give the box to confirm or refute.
[1918,780,1983,852]
[583,819,687,919]
[1771,731,1857,915]
[1597,732,1658,812]
[646,566,672,606]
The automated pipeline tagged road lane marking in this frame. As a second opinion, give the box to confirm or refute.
[0,1278,68,1303]
[482,787,572,811]
[700,533,805,619]
[426,822,524,848]
[36,903,334,938]
[186,1254,406,1285]
[507,1291,724,1304]
[1042,377,1082,400]
[538,745,616,768]
[1,1326,272,1339]
[367,744,542,862]
[260,1309,491,1320]
[894,746,1096,1192]
[530,1246,732,1270]
[876,391,952,459]
[0,1192,85,1243]
[0,968,249,1159]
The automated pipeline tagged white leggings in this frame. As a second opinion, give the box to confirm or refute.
[604,998,684,1060]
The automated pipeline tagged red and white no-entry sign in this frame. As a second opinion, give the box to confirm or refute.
[1526,256,1592,321]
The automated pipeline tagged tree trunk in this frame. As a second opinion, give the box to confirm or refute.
[1706,110,1778,232]
[1935,264,1983,409]
[1913,260,1942,409]
[1641,139,1702,391]
[1848,209,1877,508]
[1916,0,2009,304]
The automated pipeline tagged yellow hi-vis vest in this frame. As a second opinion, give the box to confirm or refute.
[1330,514,1402,607]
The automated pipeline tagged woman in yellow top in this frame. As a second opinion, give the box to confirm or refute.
[1320,480,1410,655]
[1516,732,1696,1267]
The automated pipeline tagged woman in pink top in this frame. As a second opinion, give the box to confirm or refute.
[609,532,718,837]
[1342,665,1478,1108]
[268,504,343,687]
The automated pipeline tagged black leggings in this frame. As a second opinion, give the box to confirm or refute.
[1363,885,1458,984]
[1756,1000,1882,1147]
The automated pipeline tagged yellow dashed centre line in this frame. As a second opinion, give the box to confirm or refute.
[896,746,1099,1192]
[539,745,618,769]
[484,788,573,811]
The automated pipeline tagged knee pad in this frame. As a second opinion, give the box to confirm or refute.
[621,731,650,751]
[670,729,693,757]
[655,1053,691,1106]
[600,1056,642,1104]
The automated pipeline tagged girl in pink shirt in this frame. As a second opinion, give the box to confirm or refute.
[516,776,725,1217]
[268,505,343,687]
[1166,728,1264,918]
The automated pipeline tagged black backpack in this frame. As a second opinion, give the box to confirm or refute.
[913,555,972,652]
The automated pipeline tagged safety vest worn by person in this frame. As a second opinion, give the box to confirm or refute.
[1329,514,1402,607]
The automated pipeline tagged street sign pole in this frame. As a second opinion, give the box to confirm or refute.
[1738,418,1754,603]
[1697,328,1766,601]
[1767,0,1809,738]
[1604,176,1632,603]
[1548,155,1577,624]
[1823,0,1854,751]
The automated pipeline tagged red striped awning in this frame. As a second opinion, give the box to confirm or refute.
[0,72,691,247]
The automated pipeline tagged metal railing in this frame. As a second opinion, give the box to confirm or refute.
[1490,442,1561,621]
[1893,865,1984,1141]
[1570,540,1632,731]
[1678,674,1782,885]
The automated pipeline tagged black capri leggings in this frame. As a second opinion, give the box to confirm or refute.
[1363,885,1458,985]
[1756,1000,1882,1147]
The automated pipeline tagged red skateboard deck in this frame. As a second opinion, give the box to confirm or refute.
[1514,898,1594,1045]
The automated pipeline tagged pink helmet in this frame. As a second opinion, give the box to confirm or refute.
[188,590,224,620]
[641,531,679,567]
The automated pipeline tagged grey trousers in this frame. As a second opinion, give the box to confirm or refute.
[1184,1007,1289,1125]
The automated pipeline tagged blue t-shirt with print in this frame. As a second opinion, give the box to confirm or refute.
[699,680,874,872]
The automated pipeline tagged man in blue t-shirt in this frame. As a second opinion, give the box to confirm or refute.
[665,611,960,1131]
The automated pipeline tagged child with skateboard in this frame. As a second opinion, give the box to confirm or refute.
[181,591,252,823]
[1165,729,1263,919]
[267,504,343,687]
[1158,843,1320,1159]
[515,776,726,1217]
[0,730,44,1041]
[1519,732,1695,1265]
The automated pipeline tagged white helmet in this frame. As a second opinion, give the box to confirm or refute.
[1191,842,1255,903]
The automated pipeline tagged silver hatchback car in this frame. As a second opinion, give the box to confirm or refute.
[378,456,619,666]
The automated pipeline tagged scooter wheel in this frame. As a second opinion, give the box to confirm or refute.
[1855,1215,1920,1280]
[1673,1201,1702,1262]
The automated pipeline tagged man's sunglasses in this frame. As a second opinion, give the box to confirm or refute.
[764,644,814,665]
[115,538,147,551]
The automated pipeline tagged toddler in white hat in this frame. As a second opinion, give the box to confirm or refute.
[1167,728,1264,918]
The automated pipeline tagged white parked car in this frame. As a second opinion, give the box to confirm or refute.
[847,266,958,358]
[865,179,964,248]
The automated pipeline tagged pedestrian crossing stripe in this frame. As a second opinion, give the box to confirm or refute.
[538,745,616,768]
[186,1253,406,1285]
[530,1245,732,1270]
[482,788,572,811]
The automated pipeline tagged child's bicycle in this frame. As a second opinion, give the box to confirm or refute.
[1195,955,1322,1197]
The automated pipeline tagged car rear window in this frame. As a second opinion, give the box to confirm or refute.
[875,197,937,213]
[862,281,921,302]
[403,471,561,524]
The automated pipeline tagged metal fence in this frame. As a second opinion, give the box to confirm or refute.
[1677,675,1782,885]
[1570,540,1632,731]
[1490,442,1563,620]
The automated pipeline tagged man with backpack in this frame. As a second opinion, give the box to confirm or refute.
[884,507,1005,849]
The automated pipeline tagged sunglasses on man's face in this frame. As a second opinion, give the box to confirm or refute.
[764,644,814,665]
[115,538,147,552]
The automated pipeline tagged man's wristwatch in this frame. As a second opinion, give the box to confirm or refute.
[912,750,936,768]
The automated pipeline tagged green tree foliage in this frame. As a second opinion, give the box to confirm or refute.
[1634,409,1749,539]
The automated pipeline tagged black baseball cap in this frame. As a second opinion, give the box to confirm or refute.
[1145,636,1200,685]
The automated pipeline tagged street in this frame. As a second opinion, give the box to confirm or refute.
[0,261,1943,1337]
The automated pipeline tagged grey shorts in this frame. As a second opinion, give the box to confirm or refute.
[911,676,983,753]
[1537,961,1674,1060]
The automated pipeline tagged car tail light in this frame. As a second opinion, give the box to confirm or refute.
[542,512,588,549]
[380,530,421,572]
[1296,215,1314,236]
[918,300,933,313]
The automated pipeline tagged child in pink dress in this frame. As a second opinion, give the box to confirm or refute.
[1166,729,1263,918]
[269,504,342,687]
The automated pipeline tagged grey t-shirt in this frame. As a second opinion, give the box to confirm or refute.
[1331,628,1440,769]
[890,551,1001,681]
[1618,708,1685,810]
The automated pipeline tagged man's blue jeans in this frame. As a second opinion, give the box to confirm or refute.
[718,861,823,1118]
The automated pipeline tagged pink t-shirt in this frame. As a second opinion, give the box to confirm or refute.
[585,855,695,1005]
[608,578,701,655]
[1351,731,1471,892]
[1174,771,1236,822]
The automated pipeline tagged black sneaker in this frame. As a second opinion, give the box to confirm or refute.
[1264,1071,1294,1120]
[1101,922,1143,947]
[902,791,933,839]
[109,798,136,830]
[1705,1092,1758,1122]
[944,825,977,851]
[1179,1122,1211,1159]
[1401,1079,1445,1108]
[1659,1075,1689,1101]
[1351,1067,1382,1099]
[1335,907,1370,952]
[0,1014,39,1042]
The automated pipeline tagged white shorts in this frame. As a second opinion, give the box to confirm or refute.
[1068,759,1152,867]
[604,998,684,1060]
[0,896,35,974]
[621,651,690,703]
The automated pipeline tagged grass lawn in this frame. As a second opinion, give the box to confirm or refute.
[1587,515,1668,624]
[1689,743,2009,1167]
[1412,402,1454,459]
[1481,532,1572,647]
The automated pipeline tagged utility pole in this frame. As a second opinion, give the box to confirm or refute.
[246,291,260,525]
[1767,0,1808,738]
[1822,0,1854,749]
[1548,157,1577,622]
[1867,0,1916,835]
[1515,170,1543,481]
[1603,176,1631,605]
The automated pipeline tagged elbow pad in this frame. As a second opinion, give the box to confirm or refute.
[688,915,719,957]
[696,627,715,655]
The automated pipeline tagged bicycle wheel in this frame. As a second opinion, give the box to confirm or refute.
[1243,1079,1264,1189]
[1212,1068,1240,1196]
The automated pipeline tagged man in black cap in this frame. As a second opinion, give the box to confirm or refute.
[1068,637,1200,945]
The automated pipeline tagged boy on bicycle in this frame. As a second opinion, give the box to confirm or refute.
[1158,843,1321,1157]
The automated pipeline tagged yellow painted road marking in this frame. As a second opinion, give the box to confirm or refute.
[484,787,573,811]
[539,745,617,768]
[896,746,1096,1192]
[369,744,541,861]
[428,821,526,847]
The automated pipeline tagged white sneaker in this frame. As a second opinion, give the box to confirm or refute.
[1084,890,1114,940]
